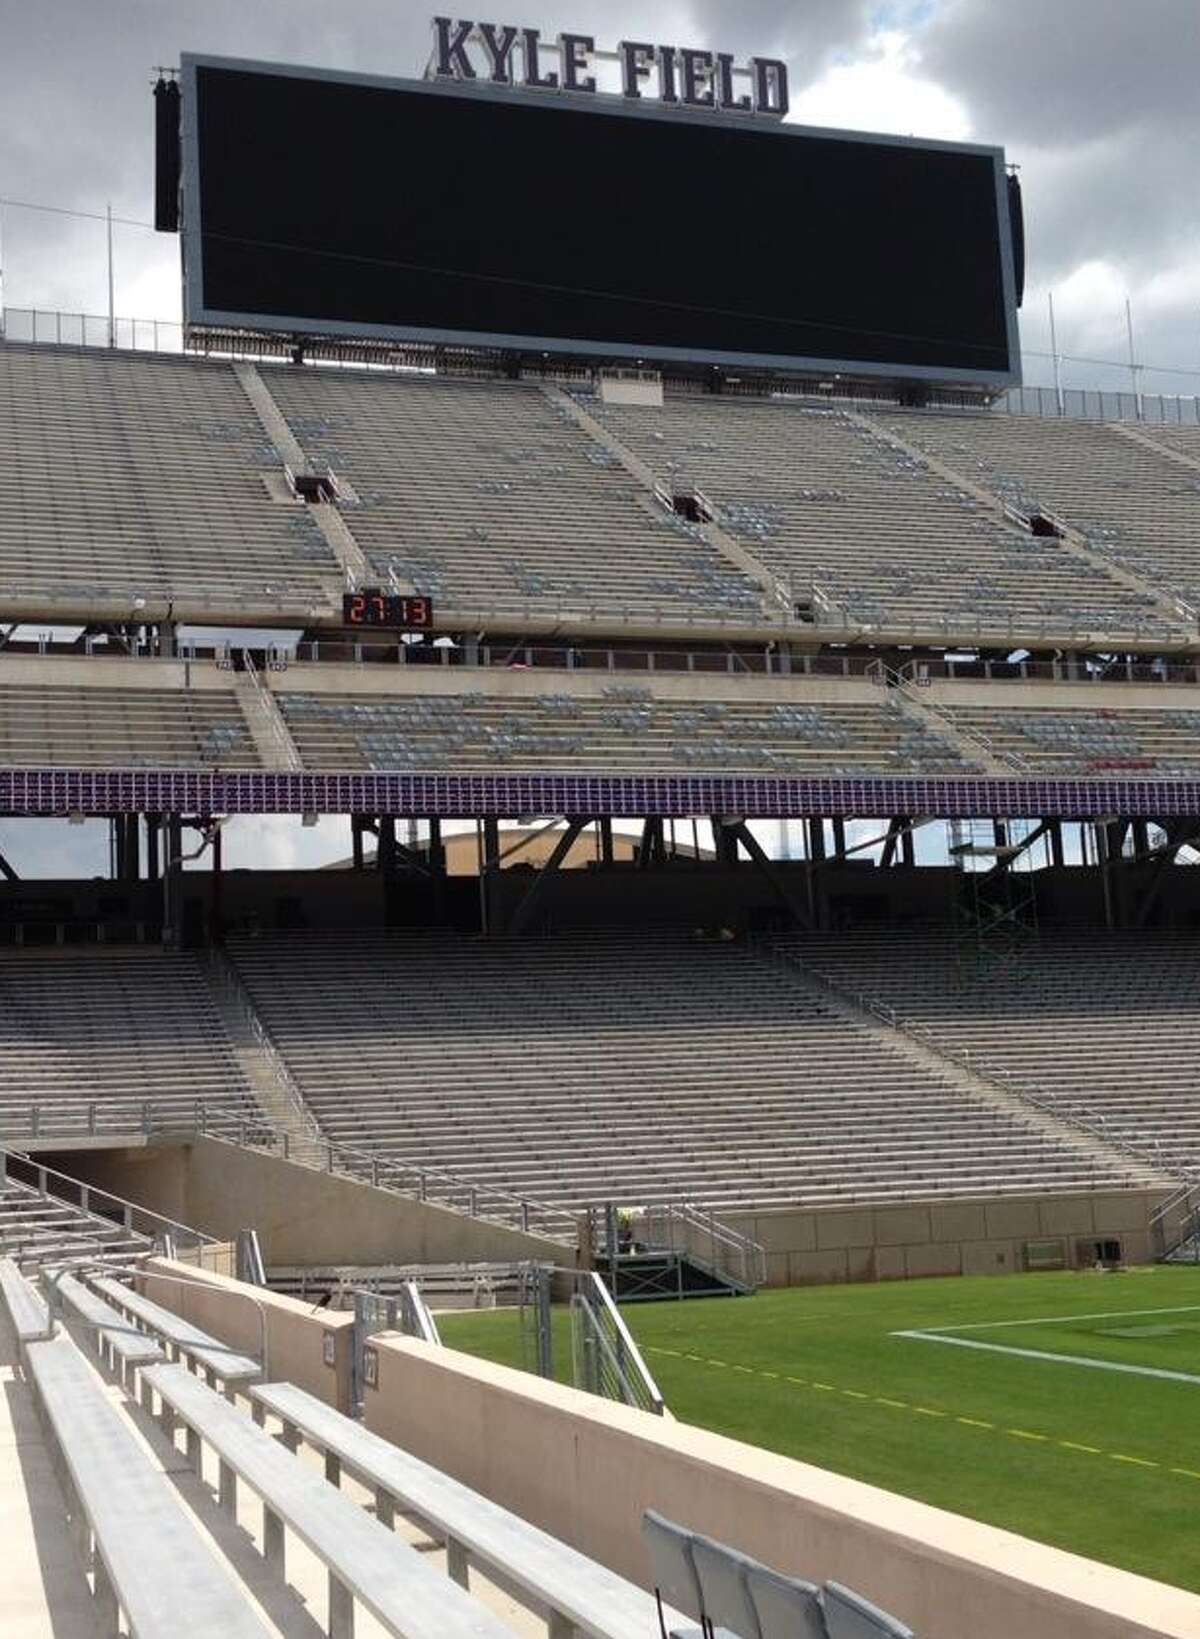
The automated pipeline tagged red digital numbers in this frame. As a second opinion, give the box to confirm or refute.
[342,591,434,629]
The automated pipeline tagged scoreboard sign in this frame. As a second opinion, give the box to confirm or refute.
[343,591,434,629]
[180,53,1021,389]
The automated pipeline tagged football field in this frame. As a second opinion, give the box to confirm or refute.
[439,1266,1200,1592]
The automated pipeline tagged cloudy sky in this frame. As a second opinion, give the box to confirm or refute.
[2,0,1197,394]
[1,0,1198,877]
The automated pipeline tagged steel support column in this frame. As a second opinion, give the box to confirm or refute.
[508,819,590,937]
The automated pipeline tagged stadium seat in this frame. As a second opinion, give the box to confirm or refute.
[691,1532,767,1637]
[822,1581,914,1639]
[744,1562,826,1639]
[642,1510,708,1638]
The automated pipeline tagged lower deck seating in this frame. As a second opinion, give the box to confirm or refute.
[774,928,1200,1176]
[0,949,261,1140]
[227,931,1141,1213]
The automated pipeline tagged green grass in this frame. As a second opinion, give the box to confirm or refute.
[440,1267,1200,1592]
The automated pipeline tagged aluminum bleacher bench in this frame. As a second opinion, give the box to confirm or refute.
[88,1275,261,1394]
[142,1362,519,1639]
[0,1254,50,1345]
[250,1379,685,1639]
[23,1332,272,1639]
[51,1271,164,1386]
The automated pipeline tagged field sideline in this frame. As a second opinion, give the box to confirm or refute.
[440,1267,1200,1592]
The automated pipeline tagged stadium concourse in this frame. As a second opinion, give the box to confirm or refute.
[7,334,1200,1638]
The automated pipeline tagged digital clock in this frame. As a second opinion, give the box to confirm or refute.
[343,591,434,629]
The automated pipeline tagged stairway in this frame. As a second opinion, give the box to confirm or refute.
[0,1175,149,1273]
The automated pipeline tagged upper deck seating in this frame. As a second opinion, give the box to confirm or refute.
[0,949,261,1140]
[277,686,969,776]
[264,367,768,624]
[0,342,339,613]
[940,703,1200,774]
[586,393,1163,638]
[888,408,1200,610]
[0,679,258,767]
[227,931,1143,1213]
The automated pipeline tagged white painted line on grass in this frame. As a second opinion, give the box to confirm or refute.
[893,1329,1200,1385]
[901,1303,1200,1335]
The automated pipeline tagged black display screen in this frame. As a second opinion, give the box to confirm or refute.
[343,592,434,628]
[183,55,1018,383]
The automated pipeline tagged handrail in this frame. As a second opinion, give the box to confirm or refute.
[754,939,1191,1196]
[205,947,323,1148]
[869,658,1031,773]
[1,1143,218,1253]
[571,1271,666,1416]
[240,649,303,771]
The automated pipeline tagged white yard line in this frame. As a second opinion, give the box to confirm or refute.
[900,1303,1200,1336]
[893,1330,1200,1385]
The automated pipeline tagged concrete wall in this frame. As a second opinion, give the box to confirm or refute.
[722,1189,1172,1286]
[141,1255,354,1412]
[58,1139,575,1272]
[364,1334,1200,1639]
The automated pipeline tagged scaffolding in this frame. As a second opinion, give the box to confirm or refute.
[947,819,1040,982]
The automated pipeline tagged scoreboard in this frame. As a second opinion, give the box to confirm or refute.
[342,592,434,629]
[179,53,1021,390]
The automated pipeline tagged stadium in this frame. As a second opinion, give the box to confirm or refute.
[2,16,1200,1639]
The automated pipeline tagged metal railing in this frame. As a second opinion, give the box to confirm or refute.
[1,1097,580,1244]
[10,632,1200,692]
[570,1270,666,1416]
[756,940,1189,1197]
[636,1203,767,1292]
[5,306,1199,424]
[868,658,1031,773]
[239,649,303,771]
[0,1144,222,1266]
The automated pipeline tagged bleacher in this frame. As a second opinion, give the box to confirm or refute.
[775,929,1200,1175]
[0,949,261,1140]
[276,681,968,776]
[890,407,1200,610]
[584,391,1165,636]
[264,366,769,623]
[225,931,1145,1212]
[0,343,340,615]
[939,700,1200,774]
[0,677,258,767]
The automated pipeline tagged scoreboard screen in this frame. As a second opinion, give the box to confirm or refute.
[180,54,1021,388]
[343,591,434,629]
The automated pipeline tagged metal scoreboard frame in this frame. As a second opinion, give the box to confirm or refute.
[179,52,1023,392]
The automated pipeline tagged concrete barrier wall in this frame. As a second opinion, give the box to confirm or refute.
[62,1139,574,1270]
[721,1188,1171,1285]
[364,1334,1200,1639]
[140,1256,354,1412]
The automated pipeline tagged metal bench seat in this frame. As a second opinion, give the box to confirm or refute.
[53,1271,165,1384]
[251,1378,682,1639]
[0,1255,49,1342]
[24,1334,271,1638]
[88,1276,260,1391]
[142,1363,518,1639]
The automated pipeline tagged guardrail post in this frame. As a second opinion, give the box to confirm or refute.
[87,1103,97,1135]
[326,1142,334,1172]
[521,1202,530,1232]
[371,1156,380,1187]
[282,1133,290,1161]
